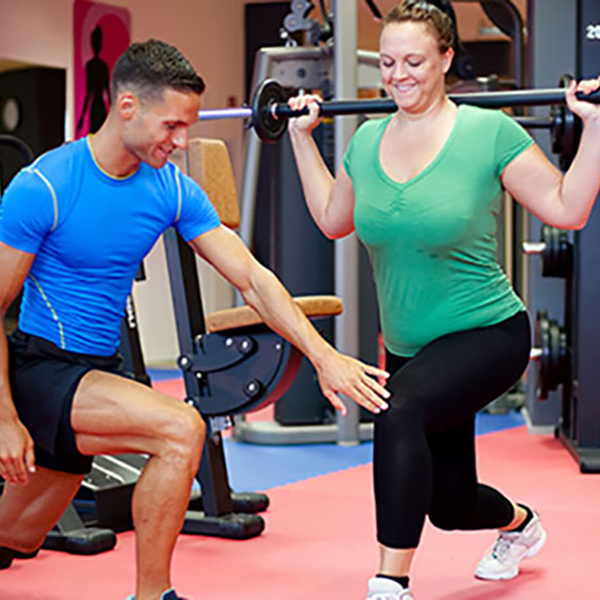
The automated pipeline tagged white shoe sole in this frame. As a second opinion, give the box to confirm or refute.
[474,526,547,581]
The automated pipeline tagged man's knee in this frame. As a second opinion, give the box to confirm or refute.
[0,524,46,554]
[4,532,46,554]
[160,403,205,463]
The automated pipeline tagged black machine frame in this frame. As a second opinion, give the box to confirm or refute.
[558,0,600,472]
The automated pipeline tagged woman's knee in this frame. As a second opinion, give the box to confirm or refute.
[429,509,461,531]
[376,397,424,436]
[428,500,475,531]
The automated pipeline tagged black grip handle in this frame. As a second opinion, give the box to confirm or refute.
[575,87,600,103]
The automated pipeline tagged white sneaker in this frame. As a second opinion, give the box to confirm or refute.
[474,512,547,580]
[367,577,414,599]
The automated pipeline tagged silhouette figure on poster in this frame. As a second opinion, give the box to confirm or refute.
[77,26,110,134]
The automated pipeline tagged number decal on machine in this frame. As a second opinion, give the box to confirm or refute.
[586,24,600,39]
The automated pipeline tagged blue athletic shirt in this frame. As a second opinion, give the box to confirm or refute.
[0,137,221,355]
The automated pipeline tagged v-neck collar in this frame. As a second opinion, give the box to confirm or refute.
[375,104,465,189]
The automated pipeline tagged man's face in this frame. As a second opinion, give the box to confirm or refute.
[121,87,201,169]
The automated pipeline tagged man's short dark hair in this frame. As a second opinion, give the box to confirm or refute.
[111,39,205,102]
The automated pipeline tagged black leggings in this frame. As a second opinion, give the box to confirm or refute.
[373,310,531,549]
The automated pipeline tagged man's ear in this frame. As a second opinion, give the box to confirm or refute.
[116,92,138,120]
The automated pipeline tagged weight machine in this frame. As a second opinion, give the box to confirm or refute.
[524,0,600,472]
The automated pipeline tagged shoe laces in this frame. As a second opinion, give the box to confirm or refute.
[490,531,518,562]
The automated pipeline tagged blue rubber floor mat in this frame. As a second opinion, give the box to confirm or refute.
[223,410,525,492]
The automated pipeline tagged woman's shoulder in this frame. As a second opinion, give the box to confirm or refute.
[347,115,389,156]
[454,104,516,144]
[458,103,512,126]
[353,114,390,138]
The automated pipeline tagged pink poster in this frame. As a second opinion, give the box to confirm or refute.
[73,0,130,138]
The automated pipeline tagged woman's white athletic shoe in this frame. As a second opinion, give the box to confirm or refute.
[367,577,414,599]
[474,512,547,580]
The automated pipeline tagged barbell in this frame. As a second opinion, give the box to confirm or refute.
[199,76,600,153]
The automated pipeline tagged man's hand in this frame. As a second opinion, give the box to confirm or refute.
[314,348,391,415]
[0,416,35,484]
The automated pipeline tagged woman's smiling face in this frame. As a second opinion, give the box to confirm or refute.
[379,20,454,114]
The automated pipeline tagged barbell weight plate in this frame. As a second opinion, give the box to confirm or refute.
[540,225,572,279]
[551,74,583,171]
[548,319,561,391]
[535,311,551,400]
[534,311,571,400]
[251,79,289,143]
[541,225,555,278]
[558,329,570,386]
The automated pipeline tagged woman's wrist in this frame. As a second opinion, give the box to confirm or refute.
[582,112,600,130]
[288,123,315,140]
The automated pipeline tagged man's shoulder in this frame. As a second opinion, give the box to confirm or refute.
[25,138,87,185]
[26,139,91,201]
[33,138,86,168]
[154,158,179,179]
[152,160,206,203]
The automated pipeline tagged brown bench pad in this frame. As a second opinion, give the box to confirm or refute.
[205,295,342,333]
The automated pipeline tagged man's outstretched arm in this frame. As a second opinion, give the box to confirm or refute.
[190,226,390,415]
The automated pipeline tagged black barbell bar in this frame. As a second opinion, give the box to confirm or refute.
[275,88,600,117]
[199,79,600,144]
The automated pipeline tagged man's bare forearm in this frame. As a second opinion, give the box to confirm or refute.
[239,262,334,368]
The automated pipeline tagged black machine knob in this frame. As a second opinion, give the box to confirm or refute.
[243,379,264,399]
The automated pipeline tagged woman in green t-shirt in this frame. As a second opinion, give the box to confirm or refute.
[287,1,600,599]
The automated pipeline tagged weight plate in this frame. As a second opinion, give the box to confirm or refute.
[551,74,582,171]
[534,311,570,400]
[540,225,572,278]
[251,79,289,143]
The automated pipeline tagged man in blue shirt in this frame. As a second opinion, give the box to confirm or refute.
[0,40,390,600]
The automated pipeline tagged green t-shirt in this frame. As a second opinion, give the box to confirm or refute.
[343,104,534,357]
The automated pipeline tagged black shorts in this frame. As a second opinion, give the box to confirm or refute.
[7,329,126,475]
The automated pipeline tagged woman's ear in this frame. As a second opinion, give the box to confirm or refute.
[442,47,455,75]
